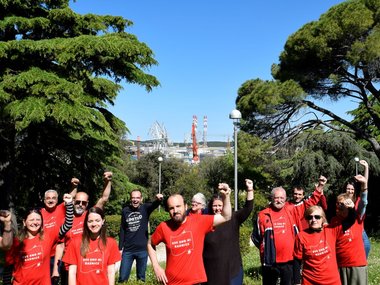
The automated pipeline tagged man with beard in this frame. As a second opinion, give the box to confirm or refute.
[147,183,231,285]
[252,176,327,285]
[118,190,163,283]
[52,171,113,285]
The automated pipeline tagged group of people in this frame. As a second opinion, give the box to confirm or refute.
[0,159,371,285]
[0,171,118,285]
[252,159,370,285]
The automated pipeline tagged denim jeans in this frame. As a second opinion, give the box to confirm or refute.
[363,230,371,259]
[118,250,148,282]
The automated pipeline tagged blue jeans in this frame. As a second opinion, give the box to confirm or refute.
[363,230,371,259]
[118,250,148,282]
[231,266,244,285]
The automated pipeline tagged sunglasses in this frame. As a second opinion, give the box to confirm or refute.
[74,200,88,206]
[306,215,322,220]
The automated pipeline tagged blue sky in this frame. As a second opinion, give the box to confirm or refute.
[70,0,346,143]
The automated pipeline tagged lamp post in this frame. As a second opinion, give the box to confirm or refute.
[229,109,242,211]
[158,156,163,212]
[354,157,359,175]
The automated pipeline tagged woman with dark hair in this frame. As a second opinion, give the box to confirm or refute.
[344,159,370,259]
[62,207,120,285]
[332,174,369,285]
[5,194,73,285]
[202,179,254,285]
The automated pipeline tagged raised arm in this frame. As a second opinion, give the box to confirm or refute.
[359,159,369,186]
[354,174,368,220]
[59,194,74,238]
[245,179,254,202]
[95,171,113,209]
[0,210,13,250]
[236,179,254,223]
[213,183,232,227]
[69,177,80,197]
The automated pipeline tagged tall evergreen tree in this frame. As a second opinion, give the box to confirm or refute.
[0,0,159,210]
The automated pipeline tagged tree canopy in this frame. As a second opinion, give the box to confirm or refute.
[0,0,159,210]
[236,0,380,159]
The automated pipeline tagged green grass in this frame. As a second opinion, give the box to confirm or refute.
[125,236,380,285]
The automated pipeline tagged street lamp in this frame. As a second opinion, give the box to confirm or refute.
[354,157,359,175]
[158,156,163,211]
[229,109,242,211]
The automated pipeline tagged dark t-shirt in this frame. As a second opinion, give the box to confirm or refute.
[119,200,160,252]
[203,199,253,285]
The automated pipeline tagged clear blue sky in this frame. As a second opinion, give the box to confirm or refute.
[70,0,346,143]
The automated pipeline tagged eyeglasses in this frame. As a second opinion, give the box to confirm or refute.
[191,201,202,206]
[306,215,322,220]
[74,200,88,206]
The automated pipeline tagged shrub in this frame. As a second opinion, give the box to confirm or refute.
[239,223,252,255]
[107,214,121,239]
[149,209,170,234]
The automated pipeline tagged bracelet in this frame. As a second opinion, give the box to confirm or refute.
[247,189,254,192]
[3,229,12,233]
[362,188,368,191]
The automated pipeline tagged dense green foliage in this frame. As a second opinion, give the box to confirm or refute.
[0,0,159,211]
[236,0,380,160]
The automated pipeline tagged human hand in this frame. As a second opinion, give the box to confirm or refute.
[63,193,73,205]
[156,194,164,200]
[103,171,113,182]
[218,183,231,196]
[359,160,368,169]
[245,179,254,191]
[344,198,355,209]
[317,176,327,187]
[0,210,11,223]
[153,265,168,284]
[71,177,80,187]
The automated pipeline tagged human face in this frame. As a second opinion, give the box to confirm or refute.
[306,210,323,231]
[74,192,89,215]
[345,184,355,199]
[44,192,58,209]
[272,189,286,210]
[292,189,304,203]
[212,199,223,215]
[24,212,42,236]
[167,195,187,224]
[336,198,349,218]
[87,212,104,235]
[191,200,203,213]
[130,191,142,208]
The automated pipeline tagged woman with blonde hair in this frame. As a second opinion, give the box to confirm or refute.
[294,197,355,285]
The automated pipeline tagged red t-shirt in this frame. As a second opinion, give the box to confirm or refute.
[41,203,66,256]
[330,216,367,267]
[6,229,59,285]
[64,213,86,247]
[269,209,294,262]
[62,213,86,270]
[151,214,214,285]
[62,237,121,285]
[294,226,342,285]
